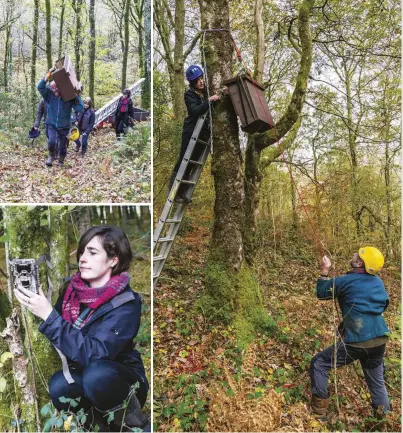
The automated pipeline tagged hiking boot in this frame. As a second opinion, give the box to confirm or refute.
[57,156,65,166]
[311,395,329,420]
[45,152,56,166]
[74,144,80,152]
[81,151,86,157]
[109,395,149,431]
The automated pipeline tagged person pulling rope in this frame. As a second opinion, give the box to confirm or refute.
[310,247,391,420]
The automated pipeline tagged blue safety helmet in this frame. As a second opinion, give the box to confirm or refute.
[185,65,204,82]
[28,127,40,139]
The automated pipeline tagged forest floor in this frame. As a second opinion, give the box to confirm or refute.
[153,211,401,432]
[0,127,150,203]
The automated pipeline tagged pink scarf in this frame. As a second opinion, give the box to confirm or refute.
[62,272,129,328]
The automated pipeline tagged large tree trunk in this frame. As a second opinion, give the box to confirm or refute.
[154,0,187,117]
[0,207,69,431]
[45,0,52,69]
[31,0,39,117]
[142,0,151,109]
[3,24,11,90]
[171,0,186,116]
[58,0,66,58]
[122,0,131,90]
[73,0,83,81]
[198,0,314,342]
[88,0,96,103]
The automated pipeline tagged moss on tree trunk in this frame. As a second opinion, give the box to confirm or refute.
[0,207,69,431]
[196,0,314,345]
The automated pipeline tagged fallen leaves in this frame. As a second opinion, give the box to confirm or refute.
[0,127,150,203]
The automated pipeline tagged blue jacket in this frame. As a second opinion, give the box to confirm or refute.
[317,272,390,343]
[37,79,84,130]
[73,108,95,134]
[39,286,147,384]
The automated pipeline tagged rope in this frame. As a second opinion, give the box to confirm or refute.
[201,30,214,154]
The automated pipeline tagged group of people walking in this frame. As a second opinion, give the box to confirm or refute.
[33,67,136,167]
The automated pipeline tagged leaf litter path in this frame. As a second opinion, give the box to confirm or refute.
[154,213,401,432]
[0,128,150,203]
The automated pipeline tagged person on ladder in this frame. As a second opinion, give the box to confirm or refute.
[168,65,220,203]
[310,247,391,419]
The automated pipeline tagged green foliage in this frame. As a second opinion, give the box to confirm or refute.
[40,399,90,432]
[111,123,151,167]
[160,374,208,432]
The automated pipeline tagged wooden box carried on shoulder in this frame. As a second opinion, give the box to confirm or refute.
[52,56,82,102]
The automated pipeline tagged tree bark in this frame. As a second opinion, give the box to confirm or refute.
[73,0,83,81]
[197,0,314,339]
[88,0,96,103]
[142,0,151,109]
[0,207,69,430]
[31,0,39,117]
[58,0,66,59]
[45,0,52,69]
[122,0,131,90]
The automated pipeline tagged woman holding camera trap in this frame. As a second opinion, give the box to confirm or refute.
[13,226,149,431]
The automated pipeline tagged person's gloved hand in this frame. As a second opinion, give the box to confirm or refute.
[45,67,56,81]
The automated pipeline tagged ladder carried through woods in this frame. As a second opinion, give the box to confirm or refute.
[153,113,210,289]
[93,78,145,127]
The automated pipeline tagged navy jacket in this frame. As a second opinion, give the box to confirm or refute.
[115,97,135,120]
[38,79,84,130]
[73,108,95,134]
[317,272,390,343]
[182,88,212,148]
[39,286,147,382]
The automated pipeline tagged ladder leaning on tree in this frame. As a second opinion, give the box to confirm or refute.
[153,113,211,289]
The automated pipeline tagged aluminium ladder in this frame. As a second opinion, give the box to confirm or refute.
[153,113,210,288]
[93,78,145,127]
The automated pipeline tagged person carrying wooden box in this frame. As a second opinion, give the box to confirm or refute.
[37,67,84,166]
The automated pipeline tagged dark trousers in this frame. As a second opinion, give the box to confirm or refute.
[47,125,69,158]
[74,132,89,153]
[49,359,148,413]
[310,342,390,410]
[115,112,129,136]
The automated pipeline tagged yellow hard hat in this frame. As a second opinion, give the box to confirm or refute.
[358,246,384,275]
[67,126,80,141]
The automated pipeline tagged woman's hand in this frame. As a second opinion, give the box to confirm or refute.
[209,94,220,102]
[14,285,53,321]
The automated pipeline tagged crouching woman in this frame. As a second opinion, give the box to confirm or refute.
[14,226,149,430]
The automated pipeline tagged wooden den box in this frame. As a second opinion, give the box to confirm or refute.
[223,74,274,134]
[52,56,82,101]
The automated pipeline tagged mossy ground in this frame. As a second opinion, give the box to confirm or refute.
[153,192,401,432]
